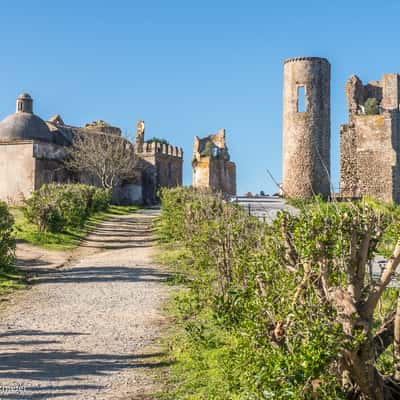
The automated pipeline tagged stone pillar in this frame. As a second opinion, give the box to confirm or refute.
[381,73,400,111]
[282,57,331,199]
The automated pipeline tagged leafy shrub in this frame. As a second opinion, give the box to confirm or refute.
[24,184,111,232]
[202,142,215,157]
[0,201,16,271]
[23,186,65,232]
[364,97,379,115]
[158,188,400,399]
[91,188,112,212]
[147,137,170,145]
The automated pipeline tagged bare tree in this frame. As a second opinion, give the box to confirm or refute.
[64,131,138,190]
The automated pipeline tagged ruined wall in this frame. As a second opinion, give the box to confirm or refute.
[192,129,236,196]
[35,159,70,190]
[135,141,183,204]
[340,73,400,203]
[192,158,211,188]
[222,160,236,195]
[84,120,121,136]
[0,142,35,204]
[33,142,70,190]
[282,57,331,199]
[199,158,236,196]
[112,183,143,205]
[156,153,183,188]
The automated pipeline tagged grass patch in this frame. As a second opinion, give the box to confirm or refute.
[0,267,26,293]
[156,300,234,400]
[107,205,140,215]
[10,205,140,251]
[154,244,235,400]
[155,244,191,285]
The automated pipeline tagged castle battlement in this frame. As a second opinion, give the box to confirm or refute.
[137,141,183,158]
[283,56,329,65]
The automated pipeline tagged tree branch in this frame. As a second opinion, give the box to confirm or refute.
[362,238,400,319]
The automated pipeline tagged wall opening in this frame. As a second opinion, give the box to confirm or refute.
[297,85,307,112]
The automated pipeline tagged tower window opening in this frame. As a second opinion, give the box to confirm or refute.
[297,85,307,112]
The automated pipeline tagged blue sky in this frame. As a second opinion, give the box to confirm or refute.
[0,0,398,194]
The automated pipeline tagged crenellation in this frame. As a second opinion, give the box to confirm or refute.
[137,139,183,159]
[283,56,329,65]
[132,120,183,204]
[0,101,184,206]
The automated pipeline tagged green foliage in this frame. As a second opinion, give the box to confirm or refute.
[202,142,214,157]
[285,194,325,209]
[364,97,379,115]
[157,188,400,399]
[0,201,24,292]
[0,201,16,271]
[12,204,139,251]
[147,137,170,145]
[24,184,111,233]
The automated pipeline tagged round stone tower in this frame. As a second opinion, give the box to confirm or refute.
[282,57,331,199]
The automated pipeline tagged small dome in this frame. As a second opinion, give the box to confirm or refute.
[0,112,53,142]
[0,93,53,142]
[17,93,32,100]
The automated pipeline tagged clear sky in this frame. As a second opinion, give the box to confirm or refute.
[0,0,398,194]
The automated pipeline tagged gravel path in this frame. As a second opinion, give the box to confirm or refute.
[0,209,171,400]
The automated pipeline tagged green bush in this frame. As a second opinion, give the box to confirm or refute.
[364,97,379,115]
[24,184,111,232]
[158,188,400,399]
[0,201,16,271]
[147,137,170,145]
[91,187,112,212]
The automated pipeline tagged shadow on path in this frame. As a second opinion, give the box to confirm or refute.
[0,329,171,399]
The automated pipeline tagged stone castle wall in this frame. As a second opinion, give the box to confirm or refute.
[340,74,400,203]
[0,142,35,204]
[193,157,236,195]
[135,140,183,204]
[282,57,331,199]
[192,129,236,196]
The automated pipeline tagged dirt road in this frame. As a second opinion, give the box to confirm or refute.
[0,209,170,400]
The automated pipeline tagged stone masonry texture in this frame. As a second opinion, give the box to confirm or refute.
[192,129,236,196]
[340,73,400,203]
[282,57,331,199]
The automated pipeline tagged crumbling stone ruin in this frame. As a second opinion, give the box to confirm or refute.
[192,129,236,196]
[340,74,400,203]
[134,120,183,204]
[281,56,400,203]
[0,93,183,205]
[84,120,122,136]
[282,57,331,199]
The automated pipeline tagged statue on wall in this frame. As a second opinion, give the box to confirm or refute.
[136,120,145,152]
[136,120,145,141]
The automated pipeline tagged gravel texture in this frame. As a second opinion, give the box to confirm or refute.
[0,209,170,399]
